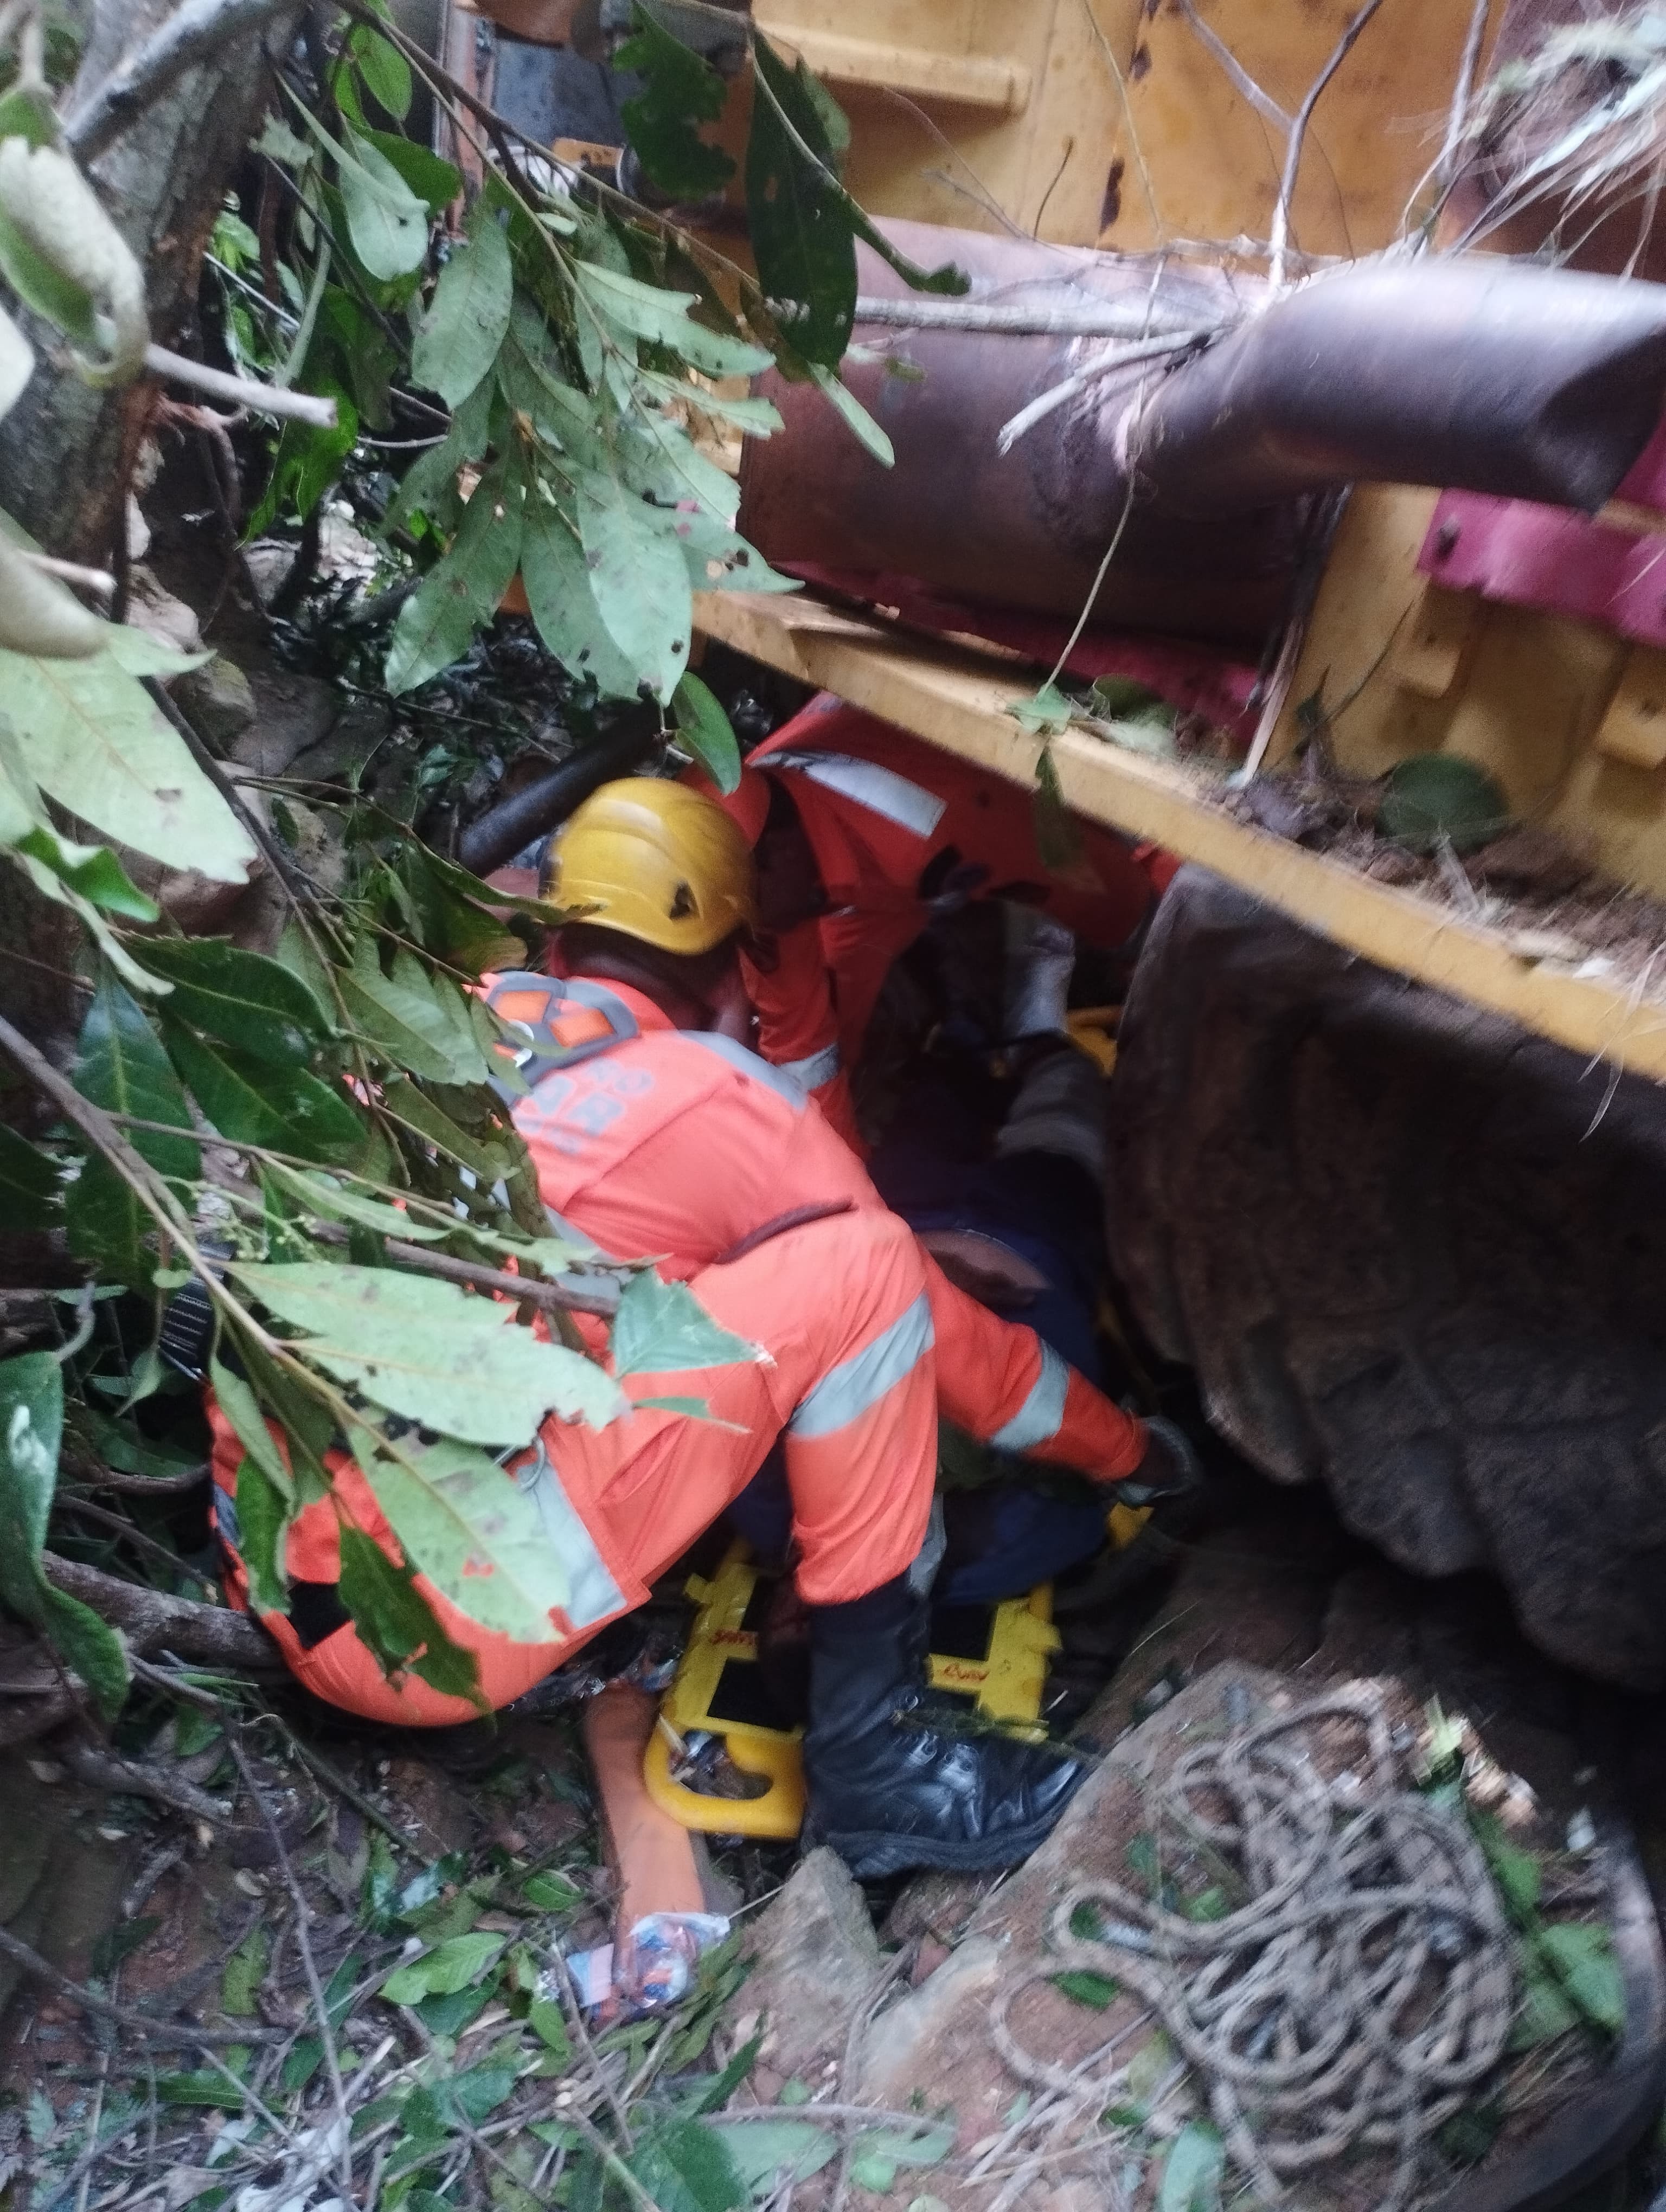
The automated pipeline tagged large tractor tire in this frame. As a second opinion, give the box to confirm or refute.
[1107,866,1666,1690]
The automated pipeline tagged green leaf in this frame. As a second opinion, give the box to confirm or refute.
[1011,685,1073,737]
[617,10,736,201]
[162,1020,367,1166]
[1379,754,1510,856]
[247,380,359,536]
[337,1521,482,1703]
[263,1163,445,1242]
[672,507,800,596]
[350,23,413,120]
[337,124,431,281]
[848,2122,954,2190]
[72,1406,198,1481]
[131,937,331,1065]
[1052,1970,1119,2009]
[12,826,158,919]
[154,2074,248,2112]
[745,39,857,370]
[231,1261,626,1444]
[0,1121,61,1230]
[1511,1951,1580,2050]
[412,205,513,408]
[524,1868,583,1910]
[576,265,769,381]
[341,941,489,1086]
[806,362,892,465]
[221,1926,270,2017]
[688,2034,762,2115]
[576,469,691,705]
[713,2121,836,2197]
[1539,1921,1626,2035]
[72,970,197,1180]
[386,455,525,696]
[445,2062,517,2124]
[381,1076,512,1180]
[352,1425,578,1642]
[1033,744,1082,872]
[381,1931,505,2004]
[235,1454,293,1615]
[630,2118,746,2212]
[0,1352,129,1718]
[209,1352,295,1507]
[360,130,461,213]
[610,1269,759,1379]
[529,1996,572,2060]
[2,638,257,882]
[671,672,741,793]
[65,969,198,1283]
[1157,2122,1223,2212]
[519,483,641,700]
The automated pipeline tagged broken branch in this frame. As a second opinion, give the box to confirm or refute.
[145,344,339,427]
[42,1553,282,1670]
[1269,0,1387,289]
[0,1922,280,2045]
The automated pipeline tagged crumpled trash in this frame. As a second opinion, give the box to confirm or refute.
[562,1911,730,2018]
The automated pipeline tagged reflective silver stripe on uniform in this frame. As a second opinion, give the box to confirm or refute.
[765,751,948,839]
[989,1340,1069,1452]
[511,1438,625,1630]
[789,1292,934,1439]
[777,1040,842,1091]
[684,1027,808,1109]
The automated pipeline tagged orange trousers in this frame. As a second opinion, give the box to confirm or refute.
[214,1207,951,1724]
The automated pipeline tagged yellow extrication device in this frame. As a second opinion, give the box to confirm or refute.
[643,1541,1062,1840]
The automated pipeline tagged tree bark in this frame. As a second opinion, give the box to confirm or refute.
[43,1553,283,1669]
[0,0,310,562]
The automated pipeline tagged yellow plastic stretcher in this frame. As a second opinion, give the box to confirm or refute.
[643,1540,1063,1841]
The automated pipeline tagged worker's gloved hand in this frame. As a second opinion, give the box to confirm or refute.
[1117,1415,1204,1508]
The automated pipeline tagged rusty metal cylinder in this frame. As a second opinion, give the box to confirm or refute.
[740,220,1666,652]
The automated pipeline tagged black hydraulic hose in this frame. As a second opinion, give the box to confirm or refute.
[456,713,658,878]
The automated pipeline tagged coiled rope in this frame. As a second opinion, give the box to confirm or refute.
[991,1688,1514,2210]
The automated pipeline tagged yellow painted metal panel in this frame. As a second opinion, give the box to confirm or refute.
[1597,650,1666,772]
[1098,0,1503,260]
[694,588,1666,1089]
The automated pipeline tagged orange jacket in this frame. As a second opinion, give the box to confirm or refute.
[690,696,1157,1144]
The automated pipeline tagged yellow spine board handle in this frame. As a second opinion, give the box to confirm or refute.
[643,1542,806,1841]
[646,1544,1065,1836]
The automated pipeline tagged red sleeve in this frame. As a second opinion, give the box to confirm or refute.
[741,925,864,1152]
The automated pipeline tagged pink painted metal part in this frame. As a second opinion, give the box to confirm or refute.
[1418,418,1666,648]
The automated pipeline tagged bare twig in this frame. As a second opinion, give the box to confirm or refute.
[60,1446,210,1497]
[0,1922,279,2045]
[144,345,338,427]
[1269,0,1387,288]
[227,1731,357,2204]
[385,1238,619,1320]
[141,676,314,906]
[996,331,1205,454]
[54,1496,218,1588]
[850,293,1213,339]
[1433,0,1494,204]
[61,1739,230,1824]
[67,0,303,161]
[552,1953,636,2150]
[1174,0,1290,129]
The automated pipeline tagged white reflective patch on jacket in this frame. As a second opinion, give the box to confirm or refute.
[789,1291,934,1438]
[989,1341,1069,1452]
[777,1040,842,1091]
[511,1437,624,1630]
[766,751,947,840]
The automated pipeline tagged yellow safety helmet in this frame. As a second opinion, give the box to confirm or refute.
[547,777,758,955]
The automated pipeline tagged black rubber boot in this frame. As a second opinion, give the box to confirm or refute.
[801,1577,1086,1878]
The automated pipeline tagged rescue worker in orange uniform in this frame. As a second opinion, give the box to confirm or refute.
[687,692,1166,1148]
[208,782,1191,1877]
